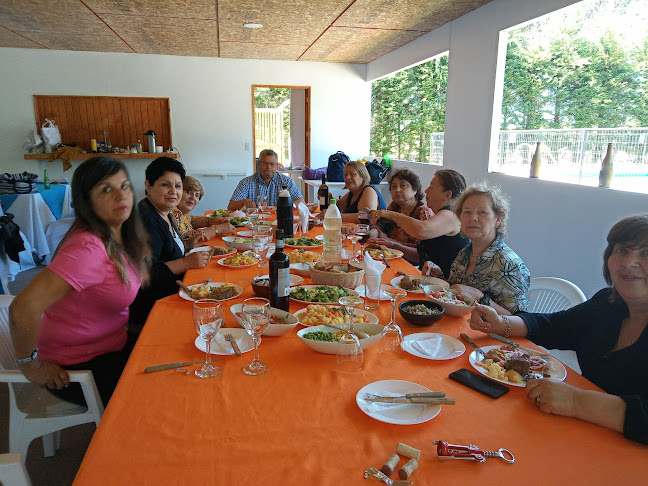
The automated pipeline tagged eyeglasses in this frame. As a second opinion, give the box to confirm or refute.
[258,162,277,168]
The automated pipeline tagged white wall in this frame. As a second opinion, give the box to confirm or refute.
[0,48,370,210]
[369,0,648,298]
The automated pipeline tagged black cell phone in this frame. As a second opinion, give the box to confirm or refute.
[449,368,510,399]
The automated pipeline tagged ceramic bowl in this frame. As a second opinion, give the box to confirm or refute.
[421,284,476,317]
[296,322,384,354]
[398,300,444,326]
[222,236,254,251]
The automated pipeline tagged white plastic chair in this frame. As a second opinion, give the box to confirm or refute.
[527,277,587,374]
[43,217,74,264]
[0,295,104,459]
[0,452,32,486]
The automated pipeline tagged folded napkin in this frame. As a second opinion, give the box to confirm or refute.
[209,331,247,354]
[411,335,454,358]
[297,201,312,234]
[365,391,420,414]
[362,253,386,299]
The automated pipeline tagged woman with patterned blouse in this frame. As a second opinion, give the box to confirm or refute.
[169,176,234,242]
[424,181,530,314]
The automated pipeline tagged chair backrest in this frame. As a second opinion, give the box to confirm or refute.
[0,295,17,371]
[527,277,586,313]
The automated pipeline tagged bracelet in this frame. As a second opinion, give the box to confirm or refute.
[501,315,512,338]
[16,348,38,364]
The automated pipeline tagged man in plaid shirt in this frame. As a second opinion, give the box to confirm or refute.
[228,149,304,210]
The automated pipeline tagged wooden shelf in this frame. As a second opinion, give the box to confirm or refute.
[24,153,178,160]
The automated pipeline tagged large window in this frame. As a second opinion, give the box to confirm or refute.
[370,54,448,164]
[493,0,648,192]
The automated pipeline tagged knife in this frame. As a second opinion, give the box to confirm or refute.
[145,360,206,373]
[489,333,551,357]
[365,397,456,405]
[460,332,487,359]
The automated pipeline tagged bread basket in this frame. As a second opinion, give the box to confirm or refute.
[309,261,364,288]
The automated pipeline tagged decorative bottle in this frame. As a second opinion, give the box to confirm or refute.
[530,142,541,178]
[599,143,614,188]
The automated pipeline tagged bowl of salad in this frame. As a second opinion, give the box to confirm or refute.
[222,236,254,251]
[398,300,444,326]
[422,284,476,317]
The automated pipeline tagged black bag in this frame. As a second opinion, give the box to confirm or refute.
[365,159,389,184]
[0,213,26,263]
[326,151,350,182]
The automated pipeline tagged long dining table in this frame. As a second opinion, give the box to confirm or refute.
[73,224,647,485]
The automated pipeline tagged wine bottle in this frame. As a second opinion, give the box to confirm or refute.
[599,143,614,188]
[318,174,329,210]
[269,229,290,311]
[277,185,294,238]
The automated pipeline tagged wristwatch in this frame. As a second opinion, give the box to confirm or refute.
[16,348,38,364]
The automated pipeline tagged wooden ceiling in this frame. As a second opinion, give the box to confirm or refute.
[0,0,492,64]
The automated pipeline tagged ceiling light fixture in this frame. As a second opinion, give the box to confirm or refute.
[243,22,263,29]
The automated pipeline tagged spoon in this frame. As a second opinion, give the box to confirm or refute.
[323,322,370,339]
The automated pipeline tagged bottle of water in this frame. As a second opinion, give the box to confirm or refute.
[322,199,342,262]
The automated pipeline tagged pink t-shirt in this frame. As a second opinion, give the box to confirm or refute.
[37,230,141,365]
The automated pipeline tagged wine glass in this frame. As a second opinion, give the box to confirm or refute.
[341,222,353,248]
[256,194,268,216]
[336,295,365,372]
[241,297,270,375]
[355,223,371,261]
[253,225,273,275]
[246,207,260,228]
[378,288,408,360]
[192,299,223,378]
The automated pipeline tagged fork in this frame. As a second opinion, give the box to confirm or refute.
[224,333,242,356]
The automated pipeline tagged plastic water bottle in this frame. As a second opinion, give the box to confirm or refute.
[322,199,342,262]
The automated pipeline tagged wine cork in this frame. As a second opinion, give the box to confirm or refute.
[396,442,421,460]
[398,458,419,480]
[380,453,400,476]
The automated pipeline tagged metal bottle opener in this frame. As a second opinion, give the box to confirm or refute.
[433,440,515,463]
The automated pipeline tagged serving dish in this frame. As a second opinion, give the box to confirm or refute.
[398,300,444,326]
[293,306,379,327]
[390,275,449,294]
[289,285,360,304]
[422,284,475,317]
[222,236,254,251]
[296,322,384,354]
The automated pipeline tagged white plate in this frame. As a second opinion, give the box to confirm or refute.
[354,284,399,300]
[390,275,449,294]
[194,328,254,355]
[222,236,254,251]
[468,345,568,387]
[253,274,304,287]
[217,257,259,269]
[189,246,211,254]
[315,234,324,241]
[402,333,465,360]
[289,285,360,305]
[356,380,442,425]
[293,306,379,327]
[237,230,254,237]
[365,248,405,260]
[179,282,244,302]
[190,246,236,258]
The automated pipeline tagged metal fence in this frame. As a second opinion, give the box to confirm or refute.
[428,128,648,193]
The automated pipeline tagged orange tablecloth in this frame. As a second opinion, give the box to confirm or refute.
[74,230,648,485]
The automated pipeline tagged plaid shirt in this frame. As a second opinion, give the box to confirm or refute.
[230,172,303,206]
[448,236,530,313]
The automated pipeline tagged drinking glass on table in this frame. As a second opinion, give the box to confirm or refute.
[241,297,271,375]
[336,296,365,372]
[246,207,260,227]
[256,194,268,215]
[253,225,273,275]
[341,222,354,248]
[354,224,371,261]
[378,288,408,360]
[192,299,223,378]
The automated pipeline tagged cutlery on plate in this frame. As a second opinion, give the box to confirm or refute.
[322,322,370,339]
[460,333,487,359]
[364,392,446,400]
[176,280,192,294]
[145,360,208,373]
[225,333,242,356]
[382,255,391,268]
[364,396,456,405]
[488,333,552,358]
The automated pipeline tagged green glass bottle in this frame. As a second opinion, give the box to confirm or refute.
[43,169,50,189]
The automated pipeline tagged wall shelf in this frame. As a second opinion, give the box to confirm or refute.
[24,153,178,160]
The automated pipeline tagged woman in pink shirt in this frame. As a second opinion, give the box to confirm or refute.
[9,157,150,406]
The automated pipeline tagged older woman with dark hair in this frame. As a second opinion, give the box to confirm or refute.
[367,168,433,263]
[372,169,469,275]
[469,214,648,444]
[129,157,211,329]
[170,175,234,241]
[9,157,150,406]
[427,181,530,314]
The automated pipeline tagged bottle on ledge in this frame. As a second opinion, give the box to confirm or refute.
[318,174,329,211]
[43,169,50,190]
[269,229,290,311]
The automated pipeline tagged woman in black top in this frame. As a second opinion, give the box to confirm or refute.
[470,214,648,444]
[370,169,468,278]
[129,157,211,331]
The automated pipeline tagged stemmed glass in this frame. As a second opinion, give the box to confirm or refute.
[256,194,268,216]
[378,288,408,359]
[354,223,371,261]
[253,225,273,276]
[192,299,223,378]
[241,297,270,375]
[336,295,365,372]
[341,222,353,248]
[246,207,260,228]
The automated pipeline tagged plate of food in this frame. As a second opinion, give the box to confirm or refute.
[222,236,254,251]
[194,328,254,355]
[356,380,443,425]
[422,284,475,316]
[229,304,299,337]
[289,285,359,304]
[189,245,237,259]
[284,236,323,248]
[228,216,248,227]
[217,253,259,268]
[293,304,378,327]
[401,333,465,360]
[209,209,230,218]
[469,344,567,387]
[179,282,244,301]
[288,249,321,264]
[390,275,449,294]
[364,245,404,260]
